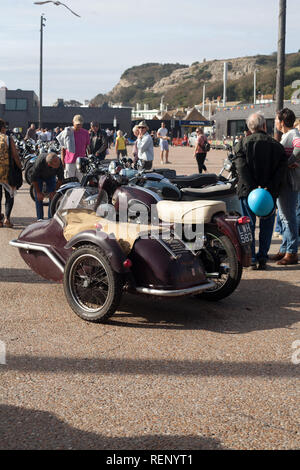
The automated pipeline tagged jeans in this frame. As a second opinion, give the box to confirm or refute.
[275,209,283,234]
[240,197,275,262]
[277,186,299,254]
[0,186,14,219]
[34,177,56,220]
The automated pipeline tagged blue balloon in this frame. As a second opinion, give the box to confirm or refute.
[247,188,274,217]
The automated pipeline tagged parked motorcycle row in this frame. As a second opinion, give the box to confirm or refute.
[10,147,253,324]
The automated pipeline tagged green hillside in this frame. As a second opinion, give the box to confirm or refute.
[90,52,300,108]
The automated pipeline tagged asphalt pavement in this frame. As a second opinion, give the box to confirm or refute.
[0,146,299,450]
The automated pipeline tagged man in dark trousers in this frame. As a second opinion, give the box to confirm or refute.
[31,152,64,220]
[234,112,287,270]
[89,121,108,161]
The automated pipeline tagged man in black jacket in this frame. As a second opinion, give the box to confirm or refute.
[89,121,108,161]
[234,112,287,270]
[31,152,64,220]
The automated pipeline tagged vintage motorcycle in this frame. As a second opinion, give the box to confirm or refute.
[10,173,252,323]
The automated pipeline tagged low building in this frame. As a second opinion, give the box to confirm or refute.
[213,101,300,139]
[0,89,131,135]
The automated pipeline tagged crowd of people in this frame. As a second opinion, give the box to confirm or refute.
[0,111,299,269]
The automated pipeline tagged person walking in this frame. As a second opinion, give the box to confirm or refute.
[194,127,208,173]
[234,112,287,270]
[0,119,22,228]
[57,115,90,180]
[31,152,64,221]
[115,130,127,159]
[136,121,154,170]
[269,108,300,265]
[157,122,170,164]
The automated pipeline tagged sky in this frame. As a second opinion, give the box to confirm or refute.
[0,0,299,105]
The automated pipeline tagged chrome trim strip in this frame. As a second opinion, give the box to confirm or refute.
[135,281,215,297]
[9,240,64,273]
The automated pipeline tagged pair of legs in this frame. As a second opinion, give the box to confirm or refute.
[0,186,14,227]
[160,141,169,164]
[64,163,83,181]
[240,197,275,266]
[34,177,56,220]
[195,153,207,174]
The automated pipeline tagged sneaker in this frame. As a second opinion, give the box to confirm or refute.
[250,261,257,270]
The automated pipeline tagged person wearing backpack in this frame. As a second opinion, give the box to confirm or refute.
[194,127,209,173]
[0,119,22,228]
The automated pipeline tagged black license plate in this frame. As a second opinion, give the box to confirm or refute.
[237,223,253,245]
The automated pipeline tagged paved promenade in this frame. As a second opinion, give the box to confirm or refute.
[0,146,299,450]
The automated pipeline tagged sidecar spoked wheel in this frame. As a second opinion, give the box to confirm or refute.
[64,245,123,323]
[197,228,242,301]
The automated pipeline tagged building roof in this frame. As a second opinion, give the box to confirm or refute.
[184,107,207,121]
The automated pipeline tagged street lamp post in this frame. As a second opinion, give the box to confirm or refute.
[253,69,258,105]
[39,14,46,129]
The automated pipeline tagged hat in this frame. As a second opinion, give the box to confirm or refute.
[137,120,148,129]
[73,114,84,124]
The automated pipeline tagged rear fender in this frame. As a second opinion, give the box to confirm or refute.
[64,229,129,273]
[211,213,251,267]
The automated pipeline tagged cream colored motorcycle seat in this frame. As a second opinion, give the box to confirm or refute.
[157,200,226,224]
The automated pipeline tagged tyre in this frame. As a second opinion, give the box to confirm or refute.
[197,227,242,301]
[29,183,49,206]
[25,164,35,184]
[49,191,64,217]
[63,245,123,323]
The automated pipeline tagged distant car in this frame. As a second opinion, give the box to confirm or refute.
[188,132,211,148]
[188,132,197,147]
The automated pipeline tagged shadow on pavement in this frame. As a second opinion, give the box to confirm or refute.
[10,217,36,229]
[108,277,300,334]
[4,355,299,378]
[0,404,223,450]
[0,268,51,283]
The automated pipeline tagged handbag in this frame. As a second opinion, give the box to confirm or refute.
[8,136,23,190]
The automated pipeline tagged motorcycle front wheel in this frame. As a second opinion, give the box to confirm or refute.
[63,245,123,323]
[197,227,242,301]
[49,191,64,217]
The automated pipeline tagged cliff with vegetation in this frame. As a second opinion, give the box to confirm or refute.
[90,52,300,108]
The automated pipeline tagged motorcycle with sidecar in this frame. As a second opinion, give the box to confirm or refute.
[10,174,252,323]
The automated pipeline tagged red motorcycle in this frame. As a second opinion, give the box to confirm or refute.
[10,176,252,323]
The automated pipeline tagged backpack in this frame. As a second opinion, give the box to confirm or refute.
[203,141,210,152]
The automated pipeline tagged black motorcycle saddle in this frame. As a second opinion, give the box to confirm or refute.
[170,173,218,189]
[181,183,236,200]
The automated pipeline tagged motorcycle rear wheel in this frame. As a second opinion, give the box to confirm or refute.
[63,245,123,323]
[25,164,34,185]
[197,228,242,301]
